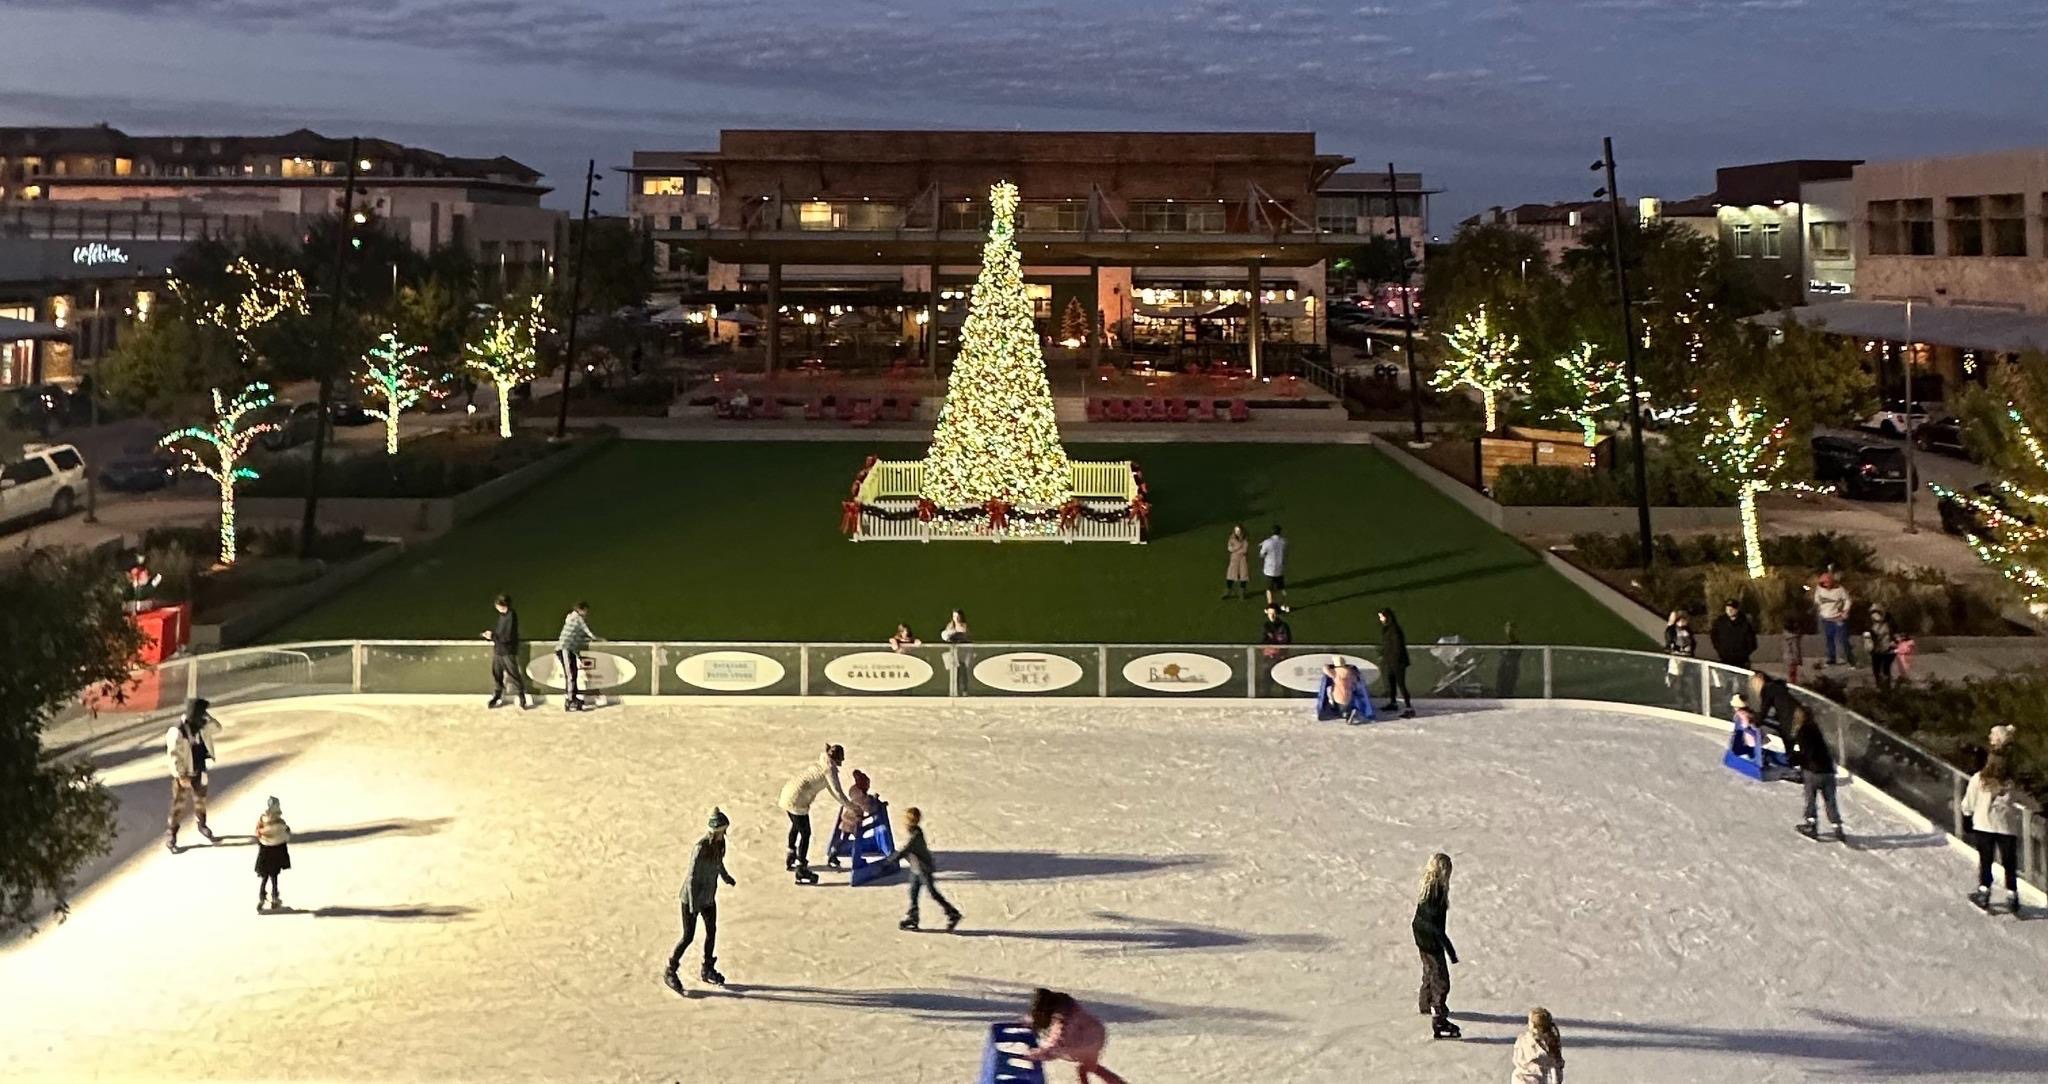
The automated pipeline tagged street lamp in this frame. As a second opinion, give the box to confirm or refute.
[555,160,601,440]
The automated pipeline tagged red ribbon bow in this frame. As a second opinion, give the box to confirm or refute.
[1058,500,1083,529]
[916,499,937,523]
[840,499,862,536]
[984,500,1010,530]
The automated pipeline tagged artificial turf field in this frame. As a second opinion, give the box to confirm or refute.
[271,440,1647,647]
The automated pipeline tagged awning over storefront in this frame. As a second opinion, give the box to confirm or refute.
[0,316,70,341]
[1758,301,2048,355]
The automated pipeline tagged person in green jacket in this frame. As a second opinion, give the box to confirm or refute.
[889,807,962,932]
[663,808,737,995]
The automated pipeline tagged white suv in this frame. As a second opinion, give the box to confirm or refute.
[0,442,88,527]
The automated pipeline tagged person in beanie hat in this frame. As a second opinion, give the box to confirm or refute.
[164,698,223,851]
[889,806,962,932]
[254,796,293,912]
[664,808,737,995]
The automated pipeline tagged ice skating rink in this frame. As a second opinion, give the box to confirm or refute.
[8,697,2048,1084]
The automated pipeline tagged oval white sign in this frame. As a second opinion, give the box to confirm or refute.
[527,650,638,691]
[972,652,1086,693]
[823,650,936,693]
[1121,651,1234,693]
[676,650,788,692]
[1269,653,1382,694]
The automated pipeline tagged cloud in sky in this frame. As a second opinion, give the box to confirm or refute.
[0,0,2039,226]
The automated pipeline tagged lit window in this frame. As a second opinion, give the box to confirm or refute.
[641,176,689,196]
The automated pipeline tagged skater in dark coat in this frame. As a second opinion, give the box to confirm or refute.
[253,796,292,913]
[1379,608,1414,718]
[1789,706,1844,840]
[482,593,531,709]
[1709,600,1758,670]
[664,808,737,995]
[1745,671,1800,749]
[1413,852,1460,1039]
[889,806,962,931]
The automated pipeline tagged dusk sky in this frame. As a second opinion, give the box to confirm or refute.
[3,0,2042,229]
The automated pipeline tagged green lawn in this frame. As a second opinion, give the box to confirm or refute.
[271,440,1647,647]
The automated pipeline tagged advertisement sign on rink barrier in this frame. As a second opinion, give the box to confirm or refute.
[971,651,1087,693]
[675,650,787,692]
[1120,651,1234,693]
[1268,653,1380,694]
[823,650,936,693]
[527,650,638,691]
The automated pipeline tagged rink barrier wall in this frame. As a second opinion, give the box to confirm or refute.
[58,639,2043,896]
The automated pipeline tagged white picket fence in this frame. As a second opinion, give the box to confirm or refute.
[852,459,1142,543]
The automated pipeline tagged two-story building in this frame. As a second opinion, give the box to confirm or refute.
[643,129,1381,375]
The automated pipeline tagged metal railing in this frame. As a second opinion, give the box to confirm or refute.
[58,640,2042,893]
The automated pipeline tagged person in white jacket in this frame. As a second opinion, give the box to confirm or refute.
[164,698,223,852]
[1510,1006,1565,1083]
[1964,749,2023,914]
[778,743,851,874]
[1813,572,1853,668]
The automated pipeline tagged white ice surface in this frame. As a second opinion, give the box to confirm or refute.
[6,697,2047,1084]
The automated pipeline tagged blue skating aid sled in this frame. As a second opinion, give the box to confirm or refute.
[1723,747,1767,781]
[978,1022,1045,1084]
[830,796,901,886]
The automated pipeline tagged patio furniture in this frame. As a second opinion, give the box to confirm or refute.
[758,397,785,420]
[1086,397,1104,422]
[804,398,826,421]
[1194,399,1218,422]
[891,397,916,423]
[1166,398,1190,422]
[1229,399,1251,422]
[1105,399,1129,422]
[836,397,858,421]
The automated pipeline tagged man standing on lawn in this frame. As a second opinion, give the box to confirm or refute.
[483,593,531,710]
[1260,524,1291,614]
[555,601,600,712]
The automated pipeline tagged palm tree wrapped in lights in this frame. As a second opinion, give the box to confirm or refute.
[159,384,279,566]
[360,328,432,455]
[1433,307,1530,433]
[1931,404,2048,609]
[1700,398,1828,579]
[1549,341,1630,447]
[464,294,549,439]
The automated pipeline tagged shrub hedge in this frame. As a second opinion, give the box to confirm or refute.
[244,432,561,499]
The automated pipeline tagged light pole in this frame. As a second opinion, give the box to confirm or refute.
[1593,137,1654,569]
[299,138,362,559]
[555,159,599,440]
[83,285,101,523]
[1902,298,1921,533]
[1387,162,1425,445]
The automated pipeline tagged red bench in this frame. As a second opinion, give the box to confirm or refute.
[1229,399,1251,422]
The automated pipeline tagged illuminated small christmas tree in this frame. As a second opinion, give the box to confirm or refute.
[1059,297,1089,349]
[360,328,432,455]
[1549,341,1630,446]
[1700,398,1825,579]
[159,384,279,566]
[1933,404,2048,608]
[464,294,549,439]
[1433,307,1530,432]
[921,181,1072,510]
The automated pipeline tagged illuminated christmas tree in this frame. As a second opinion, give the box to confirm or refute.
[464,294,549,439]
[1549,341,1630,446]
[920,181,1072,510]
[360,328,432,455]
[1932,404,2048,608]
[1059,297,1089,349]
[1433,307,1530,432]
[1700,398,1825,579]
[159,384,279,566]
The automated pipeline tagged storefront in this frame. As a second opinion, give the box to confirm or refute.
[0,238,185,388]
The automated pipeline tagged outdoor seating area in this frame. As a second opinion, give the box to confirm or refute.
[713,394,920,425]
[1085,397,1252,423]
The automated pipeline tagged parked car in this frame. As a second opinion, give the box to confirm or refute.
[1859,402,1932,438]
[328,398,378,427]
[99,449,179,493]
[260,401,332,451]
[1811,434,1914,500]
[0,442,87,525]
[1938,481,2031,538]
[1913,415,1973,459]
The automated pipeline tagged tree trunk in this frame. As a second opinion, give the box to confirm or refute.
[385,411,401,456]
[1740,486,1764,580]
[1482,389,1499,433]
[217,476,238,566]
[497,380,515,439]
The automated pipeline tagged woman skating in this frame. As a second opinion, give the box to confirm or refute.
[779,743,852,880]
[1964,749,2023,915]
[1413,852,1460,1039]
[1510,1006,1565,1083]
[663,808,737,995]
[253,796,292,913]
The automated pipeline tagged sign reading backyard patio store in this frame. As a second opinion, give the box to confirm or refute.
[675,650,787,692]
[824,651,935,692]
[1270,654,1381,694]
[973,652,1086,693]
[1121,652,1233,693]
[527,650,637,690]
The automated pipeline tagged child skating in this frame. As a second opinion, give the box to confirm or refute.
[889,806,961,932]
[778,742,852,884]
[253,796,293,913]
[1510,1006,1566,1083]
[825,769,873,871]
[1026,988,1127,1084]
[1412,852,1461,1039]
[663,808,737,996]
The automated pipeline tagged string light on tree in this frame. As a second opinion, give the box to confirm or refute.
[1433,306,1530,432]
[464,294,550,439]
[360,328,432,455]
[1058,296,1088,350]
[920,181,1073,511]
[1699,398,1828,579]
[175,257,310,359]
[1549,341,1630,446]
[158,384,280,566]
[1932,404,2048,609]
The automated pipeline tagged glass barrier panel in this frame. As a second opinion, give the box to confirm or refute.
[361,642,495,695]
[806,644,950,697]
[2026,810,2046,892]
[1464,646,1547,699]
[1548,647,1691,711]
[194,646,343,707]
[1831,710,1956,829]
[661,643,806,696]
[1253,646,1373,699]
[959,644,1100,698]
[1102,645,1244,698]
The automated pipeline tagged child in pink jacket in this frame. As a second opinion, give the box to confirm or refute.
[1027,988,1127,1084]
